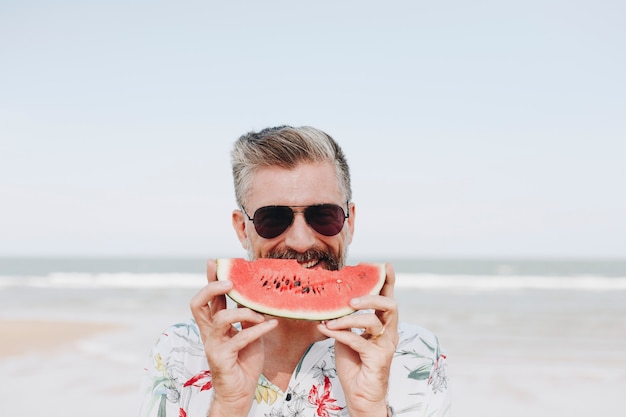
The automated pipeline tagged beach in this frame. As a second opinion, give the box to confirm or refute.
[398,286,626,416]
[1,259,625,417]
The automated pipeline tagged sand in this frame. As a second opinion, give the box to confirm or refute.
[397,288,626,417]
[0,319,123,357]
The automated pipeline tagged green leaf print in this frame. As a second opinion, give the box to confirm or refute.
[407,363,433,381]
[157,395,166,417]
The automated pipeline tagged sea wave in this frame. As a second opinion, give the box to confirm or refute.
[2,272,626,291]
[0,273,206,289]
[395,273,626,291]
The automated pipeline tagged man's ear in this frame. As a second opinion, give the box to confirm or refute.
[345,201,356,245]
[232,209,248,250]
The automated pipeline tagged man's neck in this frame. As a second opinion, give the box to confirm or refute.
[261,318,327,391]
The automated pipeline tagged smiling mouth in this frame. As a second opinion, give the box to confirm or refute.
[300,259,321,269]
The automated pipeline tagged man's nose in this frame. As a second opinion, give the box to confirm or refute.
[283,211,317,252]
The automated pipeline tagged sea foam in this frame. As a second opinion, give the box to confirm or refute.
[0,273,205,289]
[394,273,626,291]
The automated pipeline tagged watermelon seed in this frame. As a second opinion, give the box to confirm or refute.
[302,286,310,293]
[294,281,301,287]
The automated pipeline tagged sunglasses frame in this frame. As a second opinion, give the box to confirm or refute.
[241,201,350,239]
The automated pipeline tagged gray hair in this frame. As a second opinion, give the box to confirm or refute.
[231,125,352,207]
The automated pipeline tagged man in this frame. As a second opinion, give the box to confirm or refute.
[139,126,450,417]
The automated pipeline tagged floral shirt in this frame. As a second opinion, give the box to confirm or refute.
[139,319,450,417]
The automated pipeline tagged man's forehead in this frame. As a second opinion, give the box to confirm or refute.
[246,162,343,207]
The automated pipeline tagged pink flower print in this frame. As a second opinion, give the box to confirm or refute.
[308,376,342,417]
[183,370,213,391]
[428,354,448,393]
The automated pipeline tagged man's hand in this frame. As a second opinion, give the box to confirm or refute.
[190,260,278,417]
[317,263,399,417]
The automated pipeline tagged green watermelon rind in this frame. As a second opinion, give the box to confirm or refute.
[215,258,386,321]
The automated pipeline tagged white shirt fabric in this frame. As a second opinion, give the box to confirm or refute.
[139,319,451,417]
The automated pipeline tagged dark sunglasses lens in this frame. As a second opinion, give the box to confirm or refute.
[305,204,346,236]
[253,206,294,238]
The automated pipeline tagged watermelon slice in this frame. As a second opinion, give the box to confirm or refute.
[216,258,386,320]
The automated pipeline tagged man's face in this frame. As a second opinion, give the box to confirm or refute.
[232,161,355,270]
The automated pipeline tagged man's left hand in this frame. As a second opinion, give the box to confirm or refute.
[317,263,398,417]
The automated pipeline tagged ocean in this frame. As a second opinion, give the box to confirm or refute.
[2,256,626,290]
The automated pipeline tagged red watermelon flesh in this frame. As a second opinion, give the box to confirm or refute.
[216,258,386,320]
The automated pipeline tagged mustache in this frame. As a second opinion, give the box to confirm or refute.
[266,248,341,271]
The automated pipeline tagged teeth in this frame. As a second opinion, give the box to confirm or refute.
[301,260,319,269]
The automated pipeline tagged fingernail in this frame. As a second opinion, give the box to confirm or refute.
[351,297,362,306]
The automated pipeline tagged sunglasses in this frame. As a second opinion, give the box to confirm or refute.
[241,202,349,239]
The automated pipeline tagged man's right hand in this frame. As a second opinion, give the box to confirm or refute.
[190,259,278,417]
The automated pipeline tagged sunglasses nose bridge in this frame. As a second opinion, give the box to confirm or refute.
[281,209,318,250]
[290,209,309,227]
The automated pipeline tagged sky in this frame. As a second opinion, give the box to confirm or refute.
[1,0,625,259]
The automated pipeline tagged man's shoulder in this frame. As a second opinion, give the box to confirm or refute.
[149,318,207,370]
[396,322,445,358]
[154,318,202,349]
[162,317,200,333]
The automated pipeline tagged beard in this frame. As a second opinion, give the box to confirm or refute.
[245,239,347,270]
